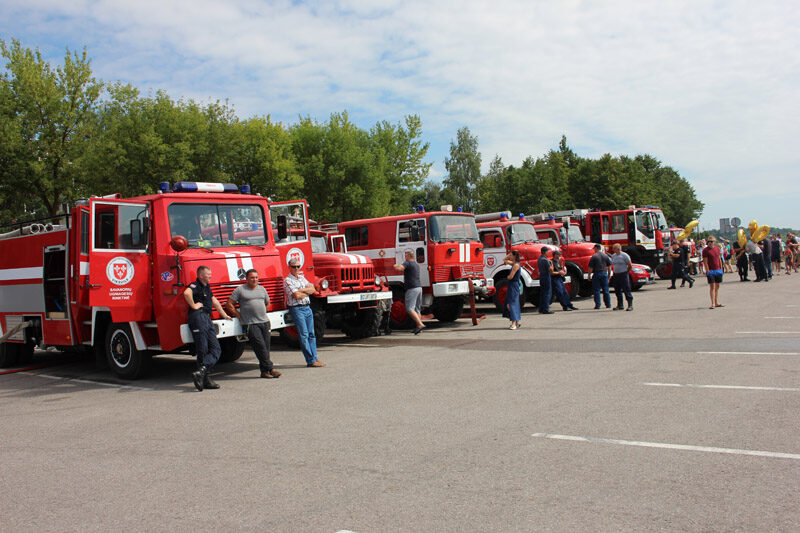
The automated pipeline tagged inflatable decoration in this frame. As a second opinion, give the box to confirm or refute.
[751,224,770,243]
[676,220,699,241]
[748,219,758,238]
[737,229,747,247]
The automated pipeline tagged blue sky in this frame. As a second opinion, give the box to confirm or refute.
[3,0,799,230]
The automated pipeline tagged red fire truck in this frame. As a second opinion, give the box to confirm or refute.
[298,227,392,340]
[530,206,671,269]
[337,209,492,328]
[0,182,322,378]
[475,212,550,311]
[528,218,595,298]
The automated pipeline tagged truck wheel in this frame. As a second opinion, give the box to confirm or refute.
[631,283,643,291]
[342,303,385,339]
[280,307,326,347]
[567,268,582,299]
[389,287,413,329]
[217,337,245,363]
[655,262,672,279]
[105,323,150,380]
[492,279,525,314]
[0,343,19,367]
[431,295,465,323]
[16,342,34,365]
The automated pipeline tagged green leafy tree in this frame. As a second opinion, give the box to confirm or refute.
[292,112,389,222]
[370,114,432,213]
[0,39,102,220]
[443,126,481,212]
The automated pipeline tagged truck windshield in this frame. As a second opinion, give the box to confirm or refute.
[429,215,479,243]
[654,211,668,230]
[168,203,267,248]
[567,226,584,243]
[506,223,538,245]
[310,235,328,253]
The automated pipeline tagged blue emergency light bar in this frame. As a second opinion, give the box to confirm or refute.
[518,213,525,220]
[172,181,239,193]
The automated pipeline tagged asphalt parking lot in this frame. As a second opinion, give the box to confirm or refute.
[2,274,799,532]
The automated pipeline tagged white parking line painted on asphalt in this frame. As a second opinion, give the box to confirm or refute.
[530,433,800,460]
[764,316,797,319]
[320,343,380,348]
[736,331,800,335]
[641,382,800,392]
[697,351,798,355]
[32,373,153,391]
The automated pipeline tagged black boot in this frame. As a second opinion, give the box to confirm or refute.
[193,365,207,391]
[203,373,220,389]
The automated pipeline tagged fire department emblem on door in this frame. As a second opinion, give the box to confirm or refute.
[106,257,135,285]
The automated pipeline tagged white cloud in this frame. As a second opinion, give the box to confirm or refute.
[2,0,799,226]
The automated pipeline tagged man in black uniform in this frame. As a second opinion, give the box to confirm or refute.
[667,241,694,289]
[184,265,231,391]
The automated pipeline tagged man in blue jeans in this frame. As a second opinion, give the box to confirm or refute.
[284,260,325,367]
[587,243,612,309]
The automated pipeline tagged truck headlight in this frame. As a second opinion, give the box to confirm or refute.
[320,279,329,290]
[374,276,381,286]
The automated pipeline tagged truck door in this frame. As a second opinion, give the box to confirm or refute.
[589,214,602,244]
[270,200,313,275]
[396,218,429,286]
[88,199,152,323]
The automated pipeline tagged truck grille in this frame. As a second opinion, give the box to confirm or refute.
[433,264,484,282]
[333,265,376,292]
[210,279,285,309]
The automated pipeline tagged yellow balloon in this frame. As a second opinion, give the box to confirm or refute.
[737,229,746,247]
[749,219,758,238]
[675,220,699,241]
[751,225,770,243]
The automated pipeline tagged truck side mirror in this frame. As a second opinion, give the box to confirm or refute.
[277,215,288,241]
[130,219,142,247]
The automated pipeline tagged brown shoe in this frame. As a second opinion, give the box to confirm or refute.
[307,360,326,367]
[260,370,280,378]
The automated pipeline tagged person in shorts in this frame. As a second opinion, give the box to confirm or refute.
[702,236,724,309]
[393,250,425,334]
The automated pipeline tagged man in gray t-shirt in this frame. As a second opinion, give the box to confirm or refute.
[225,269,280,379]
[610,244,634,311]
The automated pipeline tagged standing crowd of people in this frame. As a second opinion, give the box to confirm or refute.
[187,233,800,386]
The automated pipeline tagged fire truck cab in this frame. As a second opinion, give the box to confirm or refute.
[475,211,549,311]
[0,182,318,379]
[532,206,671,269]
[338,210,491,328]
[529,219,594,298]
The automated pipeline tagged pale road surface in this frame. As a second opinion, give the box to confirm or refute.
[1,274,799,532]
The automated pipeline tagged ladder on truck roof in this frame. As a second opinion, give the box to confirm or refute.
[528,209,589,223]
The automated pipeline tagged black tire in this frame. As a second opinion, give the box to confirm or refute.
[105,323,150,380]
[0,343,19,368]
[342,301,386,339]
[492,278,525,314]
[16,342,34,365]
[566,267,582,299]
[218,337,245,363]
[632,284,643,292]
[655,262,672,279]
[280,306,326,347]
[431,295,465,323]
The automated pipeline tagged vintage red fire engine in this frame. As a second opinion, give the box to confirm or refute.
[0,182,323,378]
[337,208,492,327]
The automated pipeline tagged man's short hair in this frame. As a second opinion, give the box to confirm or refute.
[245,269,258,278]
[405,250,414,256]
[540,246,549,254]
[593,243,602,250]
[197,265,210,275]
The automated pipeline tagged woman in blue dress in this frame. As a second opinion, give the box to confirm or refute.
[502,251,522,329]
